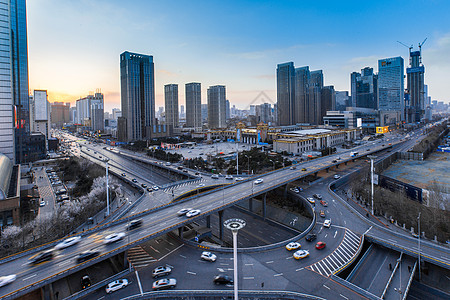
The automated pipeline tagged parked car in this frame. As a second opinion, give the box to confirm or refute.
[77,250,100,263]
[55,236,81,250]
[103,232,126,244]
[305,234,317,242]
[152,278,177,290]
[293,249,310,260]
[106,279,128,294]
[285,242,301,251]
[201,251,217,262]
[213,274,233,285]
[315,242,326,250]
[152,266,172,278]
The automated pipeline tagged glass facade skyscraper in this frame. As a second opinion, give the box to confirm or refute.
[119,51,155,141]
[276,62,295,126]
[164,84,179,128]
[185,82,202,128]
[377,57,404,119]
[207,85,226,129]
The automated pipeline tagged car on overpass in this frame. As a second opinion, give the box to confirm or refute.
[55,236,81,250]
[127,219,143,230]
[104,232,125,244]
[254,178,264,184]
[77,250,100,263]
[301,168,307,171]
[152,278,177,290]
[29,249,54,265]
[0,274,16,288]
[186,209,201,218]
[177,208,193,216]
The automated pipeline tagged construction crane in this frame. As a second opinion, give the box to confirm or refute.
[418,37,427,52]
[397,40,413,53]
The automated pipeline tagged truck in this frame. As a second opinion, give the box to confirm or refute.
[350,151,358,157]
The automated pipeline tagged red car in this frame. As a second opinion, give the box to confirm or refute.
[315,242,326,250]
[320,200,328,207]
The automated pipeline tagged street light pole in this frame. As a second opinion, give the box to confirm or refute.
[105,158,110,217]
[367,155,377,215]
[236,141,239,176]
[418,212,421,281]
[224,219,246,300]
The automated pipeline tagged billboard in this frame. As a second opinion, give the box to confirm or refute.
[376,126,389,134]
[356,118,362,128]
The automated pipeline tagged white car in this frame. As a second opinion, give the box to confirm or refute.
[103,232,126,244]
[235,177,244,181]
[197,183,205,188]
[307,197,315,204]
[225,175,233,180]
[186,209,201,218]
[177,208,193,216]
[293,249,310,260]
[285,242,301,251]
[152,278,177,290]
[55,236,81,250]
[152,186,159,191]
[333,174,340,179]
[40,200,46,207]
[0,274,16,288]
[290,188,299,193]
[254,178,264,184]
[211,174,219,179]
[201,251,217,262]
[323,219,331,228]
[106,279,128,294]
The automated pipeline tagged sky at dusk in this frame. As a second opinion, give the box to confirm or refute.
[28,0,450,113]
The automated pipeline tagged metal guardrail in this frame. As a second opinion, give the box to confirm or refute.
[331,274,381,300]
[402,261,417,300]
[381,252,403,299]
[121,289,327,300]
[346,243,373,281]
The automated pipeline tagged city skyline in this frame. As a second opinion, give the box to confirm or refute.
[28,1,450,113]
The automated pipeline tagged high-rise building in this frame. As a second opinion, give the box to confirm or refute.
[119,51,155,141]
[32,90,50,149]
[180,105,185,119]
[308,70,324,124]
[207,85,226,128]
[201,104,208,122]
[321,86,336,124]
[91,101,104,132]
[51,102,70,128]
[276,62,295,126]
[75,92,104,130]
[335,91,350,111]
[294,66,310,123]
[255,103,272,124]
[69,107,77,124]
[377,57,404,119]
[226,100,230,120]
[406,49,425,122]
[112,108,121,120]
[350,67,378,109]
[0,0,30,162]
[164,84,179,128]
[185,82,201,128]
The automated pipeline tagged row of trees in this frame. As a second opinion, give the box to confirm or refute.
[349,171,449,243]
[411,122,449,156]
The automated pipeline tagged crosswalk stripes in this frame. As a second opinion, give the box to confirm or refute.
[307,229,361,277]
[127,246,157,269]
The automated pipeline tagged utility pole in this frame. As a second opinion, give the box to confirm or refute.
[367,155,377,215]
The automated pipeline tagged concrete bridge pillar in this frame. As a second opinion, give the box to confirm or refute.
[263,193,267,220]
[178,227,183,239]
[206,215,211,228]
[336,164,339,169]
[218,210,224,240]
[314,172,318,178]
[326,168,329,173]
[345,161,347,165]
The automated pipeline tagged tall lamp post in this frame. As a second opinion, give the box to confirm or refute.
[104,158,110,216]
[367,155,377,215]
[224,219,246,300]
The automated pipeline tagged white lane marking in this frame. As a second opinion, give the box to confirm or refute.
[323,284,330,290]
[243,277,255,279]
[179,254,187,258]
[274,273,283,277]
[344,220,347,225]
[324,234,328,238]
[135,270,144,296]
[296,267,304,272]
[187,271,197,275]
[58,260,71,267]
[334,231,337,238]
[217,268,225,272]
[244,263,253,266]
[23,274,37,281]
[266,261,274,264]
[158,244,184,261]
[220,263,229,266]
[388,239,397,243]
[340,294,349,300]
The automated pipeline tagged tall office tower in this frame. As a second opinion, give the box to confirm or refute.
[294,66,310,123]
[226,100,230,120]
[0,0,29,162]
[276,62,295,126]
[256,103,272,124]
[51,102,70,128]
[180,105,185,119]
[32,90,50,149]
[207,85,226,128]
[119,51,155,141]
[75,92,103,129]
[164,84,179,128]
[104,112,110,120]
[249,105,256,116]
[69,107,77,123]
[308,70,324,124]
[91,101,104,132]
[185,82,201,128]
[112,108,121,120]
[350,67,378,109]
[321,86,336,124]
[377,57,404,119]
[406,49,425,122]
[201,104,208,122]
[335,91,350,111]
